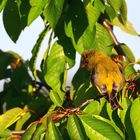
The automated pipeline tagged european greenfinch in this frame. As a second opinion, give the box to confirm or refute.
[81,50,124,110]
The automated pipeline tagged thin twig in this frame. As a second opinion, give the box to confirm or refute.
[12,130,25,136]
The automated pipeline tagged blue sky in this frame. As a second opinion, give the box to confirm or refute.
[0,0,140,85]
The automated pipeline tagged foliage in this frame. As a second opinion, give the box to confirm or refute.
[0,0,140,139]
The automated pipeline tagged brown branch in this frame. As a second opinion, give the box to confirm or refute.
[102,20,119,46]
[101,19,128,61]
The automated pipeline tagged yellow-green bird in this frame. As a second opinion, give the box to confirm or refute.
[81,50,124,110]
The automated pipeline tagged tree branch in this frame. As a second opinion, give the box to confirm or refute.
[101,19,128,61]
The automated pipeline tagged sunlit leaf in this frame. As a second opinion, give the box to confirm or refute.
[94,23,113,55]
[111,18,139,36]
[0,0,7,12]
[0,108,24,131]
[105,5,117,21]
[28,0,47,25]
[45,122,63,140]
[50,90,64,106]
[15,112,31,130]
[130,97,140,140]
[107,0,122,13]
[67,114,88,140]
[43,0,64,28]
[32,124,46,140]
[0,129,11,138]
[93,115,124,139]
[85,2,101,31]
[43,41,66,105]
[79,115,123,140]
[21,122,38,140]
[83,98,106,115]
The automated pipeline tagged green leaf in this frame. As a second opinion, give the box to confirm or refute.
[29,27,50,78]
[85,2,101,31]
[3,0,22,42]
[0,108,24,131]
[123,61,136,80]
[120,0,127,24]
[83,98,106,115]
[111,17,139,36]
[0,0,7,12]
[130,97,140,140]
[76,26,96,53]
[94,23,113,55]
[28,0,47,25]
[32,124,46,140]
[0,129,11,138]
[67,114,88,140]
[45,122,63,140]
[21,123,38,140]
[94,0,105,13]
[43,41,66,102]
[65,0,88,47]
[50,90,63,107]
[43,0,64,28]
[118,92,132,127]
[79,115,123,140]
[120,43,135,62]
[107,0,122,13]
[20,0,31,29]
[70,68,97,106]
[117,89,134,140]
[105,5,117,21]
[93,115,125,139]
[15,112,31,130]
[66,23,113,54]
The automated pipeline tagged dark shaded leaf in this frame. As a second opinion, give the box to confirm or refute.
[30,26,50,78]
[3,0,22,42]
